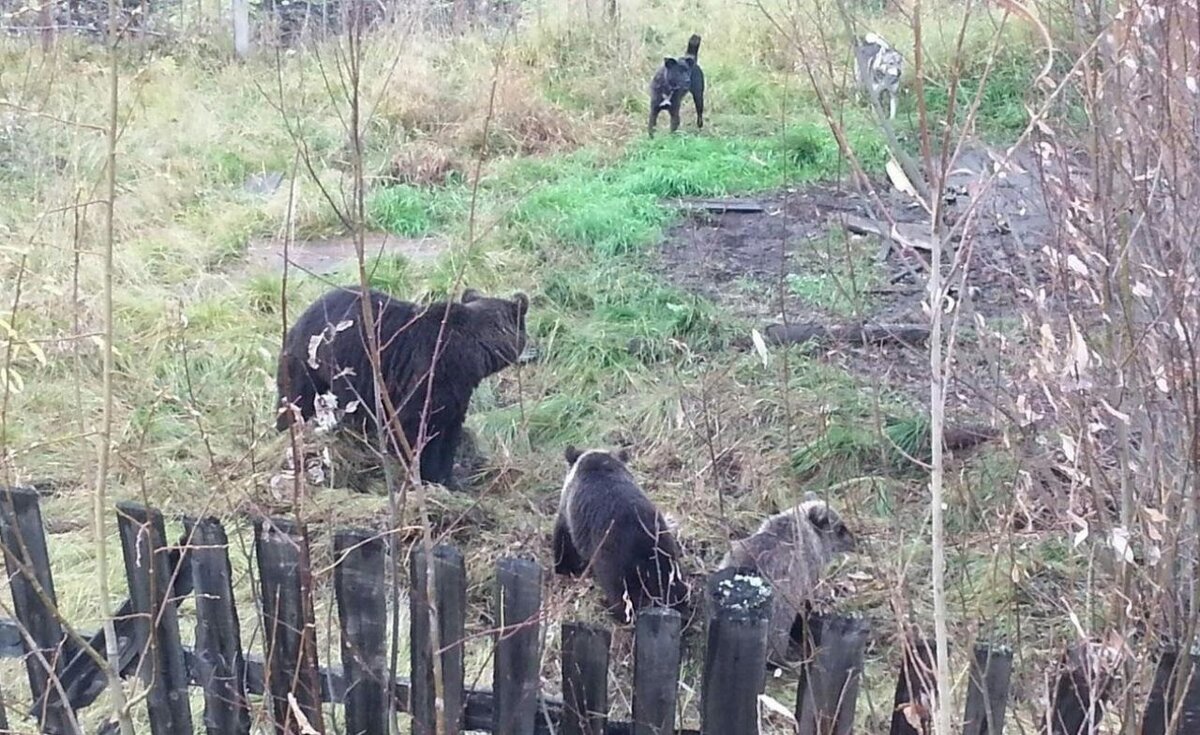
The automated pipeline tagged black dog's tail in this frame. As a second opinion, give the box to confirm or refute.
[686,33,701,59]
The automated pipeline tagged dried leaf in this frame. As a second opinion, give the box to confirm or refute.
[750,328,770,367]
[335,319,354,333]
[886,158,919,199]
[1108,526,1134,565]
[759,693,797,723]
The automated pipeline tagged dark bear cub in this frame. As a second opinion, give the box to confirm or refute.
[275,287,529,490]
[553,446,690,622]
[648,33,705,136]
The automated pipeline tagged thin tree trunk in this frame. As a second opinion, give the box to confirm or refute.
[99,0,134,731]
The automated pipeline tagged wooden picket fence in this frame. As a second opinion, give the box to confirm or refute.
[0,484,1198,735]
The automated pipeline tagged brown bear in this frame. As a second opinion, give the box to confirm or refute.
[553,446,690,623]
[275,286,529,489]
[720,493,855,664]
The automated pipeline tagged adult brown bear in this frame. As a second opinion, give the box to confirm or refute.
[275,286,529,489]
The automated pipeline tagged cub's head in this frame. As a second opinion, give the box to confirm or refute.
[564,444,633,480]
[564,445,631,469]
[460,288,531,368]
[659,57,694,97]
[800,493,856,555]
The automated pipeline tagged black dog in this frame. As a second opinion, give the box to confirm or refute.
[648,34,705,136]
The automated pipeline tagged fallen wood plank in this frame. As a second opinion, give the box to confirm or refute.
[764,323,930,348]
[840,214,934,252]
[675,198,766,213]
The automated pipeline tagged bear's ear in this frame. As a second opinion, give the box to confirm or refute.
[565,446,582,466]
[807,503,832,531]
[803,490,821,504]
[462,289,482,304]
[513,292,529,316]
[682,57,695,67]
[664,57,677,68]
[615,448,631,463]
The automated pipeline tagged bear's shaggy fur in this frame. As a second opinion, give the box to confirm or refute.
[553,447,690,622]
[275,286,528,489]
[720,493,855,664]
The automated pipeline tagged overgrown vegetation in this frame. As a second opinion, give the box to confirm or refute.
[1,0,1180,732]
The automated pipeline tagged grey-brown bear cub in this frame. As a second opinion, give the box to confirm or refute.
[721,493,855,664]
[553,447,690,622]
[648,34,705,136]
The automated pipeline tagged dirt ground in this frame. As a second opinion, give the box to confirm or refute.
[657,142,1054,326]
[656,141,1058,422]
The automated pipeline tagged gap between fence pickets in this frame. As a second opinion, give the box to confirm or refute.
[0,618,701,735]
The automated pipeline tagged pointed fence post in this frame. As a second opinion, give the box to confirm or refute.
[115,502,194,735]
[411,543,467,735]
[561,622,610,735]
[0,486,76,734]
[492,557,543,735]
[795,614,870,735]
[632,608,682,735]
[334,529,388,735]
[701,568,772,735]
[183,516,250,735]
[255,517,325,735]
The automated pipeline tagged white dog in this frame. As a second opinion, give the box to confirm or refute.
[854,32,903,120]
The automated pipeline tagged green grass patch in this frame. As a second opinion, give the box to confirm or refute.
[505,126,882,257]
[367,184,465,237]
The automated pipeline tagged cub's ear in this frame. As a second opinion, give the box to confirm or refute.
[615,448,631,463]
[663,57,677,68]
[803,490,821,503]
[513,292,530,315]
[565,446,582,466]
[462,289,482,304]
[806,503,832,531]
[682,57,695,67]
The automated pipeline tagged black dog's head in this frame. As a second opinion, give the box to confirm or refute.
[659,57,694,97]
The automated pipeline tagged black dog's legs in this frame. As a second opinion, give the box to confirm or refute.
[668,101,682,133]
[694,89,704,129]
[648,106,661,136]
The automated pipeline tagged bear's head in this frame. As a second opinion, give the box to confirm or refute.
[564,445,631,467]
[801,493,856,555]
[460,288,530,371]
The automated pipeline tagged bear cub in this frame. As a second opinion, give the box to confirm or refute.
[721,493,855,664]
[648,33,705,136]
[275,286,529,490]
[553,446,690,622]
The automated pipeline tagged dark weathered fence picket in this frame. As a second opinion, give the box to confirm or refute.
[115,502,194,735]
[1047,642,1112,735]
[888,635,935,735]
[795,614,870,735]
[632,607,682,735]
[255,517,325,735]
[0,683,10,733]
[561,622,610,735]
[182,515,250,735]
[2,498,1193,735]
[333,529,389,735]
[0,486,76,734]
[962,644,1013,735]
[1141,649,1200,735]
[493,557,544,735]
[701,569,771,735]
[410,543,468,735]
